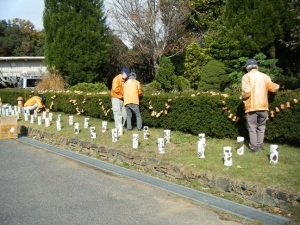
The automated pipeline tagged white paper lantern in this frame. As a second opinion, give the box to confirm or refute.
[236,136,244,155]
[37,116,42,125]
[111,128,118,142]
[45,118,50,127]
[84,117,89,128]
[90,126,96,139]
[197,134,206,158]
[157,138,165,154]
[132,134,139,149]
[56,120,61,131]
[69,115,74,125]
[74,122,79,134]
[270,144,279,164]
[164,129,171,144]
[143,126,149,139]
[223,146,232,166]
[102,121,107,133]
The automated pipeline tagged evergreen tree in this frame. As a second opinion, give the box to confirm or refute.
[155,57,178,92]
[43,0,110,86]
[198,60,229,92]
[184,41,212,89]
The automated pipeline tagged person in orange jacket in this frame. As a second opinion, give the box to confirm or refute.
[23,94,45,113]
[123,72,143,131]
[111,68,130,128]
[241,59,280,152]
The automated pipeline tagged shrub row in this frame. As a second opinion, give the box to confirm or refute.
[1,88,299,146]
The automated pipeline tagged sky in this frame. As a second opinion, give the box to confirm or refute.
[0,0,112,31]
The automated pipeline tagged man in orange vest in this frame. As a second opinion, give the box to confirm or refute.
[242,59,280,152]
[111,68,130,128]
[123,72,143,131]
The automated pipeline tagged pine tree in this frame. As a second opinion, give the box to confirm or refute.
[43,0,110,86]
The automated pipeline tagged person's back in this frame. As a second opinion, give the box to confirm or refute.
[242,69,278,113]
[124,78,142,106]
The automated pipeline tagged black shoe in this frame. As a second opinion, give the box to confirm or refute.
[247,147,258,153]
[257,145,265,151]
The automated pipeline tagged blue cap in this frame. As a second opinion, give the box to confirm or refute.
[121,68,130,76]
[129,72,136,78]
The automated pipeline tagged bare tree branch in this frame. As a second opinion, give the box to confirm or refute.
[107,0,194,75]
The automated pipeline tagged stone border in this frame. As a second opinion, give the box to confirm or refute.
[19,126,299,214]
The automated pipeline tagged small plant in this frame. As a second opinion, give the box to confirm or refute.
[68,82,109,93]
[36,66,66,91]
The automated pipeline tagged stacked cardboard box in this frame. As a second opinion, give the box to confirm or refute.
[0,116,18,139]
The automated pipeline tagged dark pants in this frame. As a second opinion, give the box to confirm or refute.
[125,104,142,130]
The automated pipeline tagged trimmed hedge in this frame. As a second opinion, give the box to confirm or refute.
[1,88,299,146]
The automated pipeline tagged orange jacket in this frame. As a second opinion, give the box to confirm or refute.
[110,74,125,99]
[123,78,142,105]
[242,69,279,113]
[24,96,44,108]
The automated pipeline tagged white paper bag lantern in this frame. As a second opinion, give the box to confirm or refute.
[143,126,149,139]
[37,116,42,125]
[111,128,118,142]
[197,134,206,158]
[30,115,34,124]
[34,109,38,118]
[132,134,139,149]
[69,115,74,125]
[102,121,107,133]
[49,112,53,121]
[90,126,96,139]
[56,120,61,131]
[270,144,279,164]
[157,138,165,154]
[45,118,50,127]
[42,111,46,120]
[84,117,89,128]
[24,112,29,121]
[236,136,244,155]
[164,129,171,144]
[74,122,79,134]
[57,114,62,122]
[223,146,233,166]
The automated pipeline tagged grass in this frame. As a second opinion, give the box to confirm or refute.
[18,111,300,196]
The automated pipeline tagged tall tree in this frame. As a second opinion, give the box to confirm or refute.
[0,19,44,56]
[43,0,110,86]
[108,0,195,77]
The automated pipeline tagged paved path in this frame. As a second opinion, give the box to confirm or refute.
[0,139,246,225]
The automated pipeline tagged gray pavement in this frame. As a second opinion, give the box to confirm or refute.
[0,138,245,225]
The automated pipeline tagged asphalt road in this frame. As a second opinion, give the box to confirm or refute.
[0,139,244,225]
